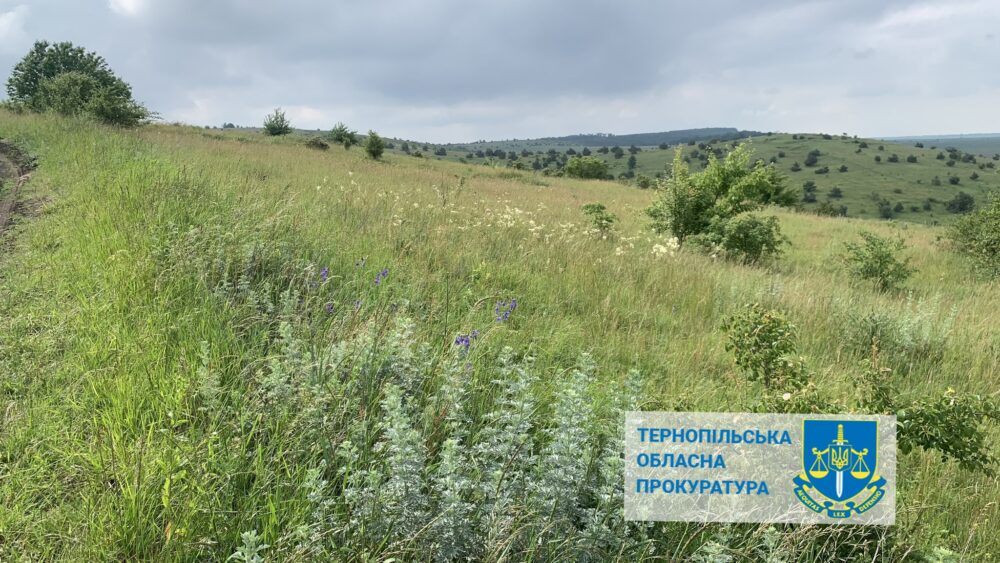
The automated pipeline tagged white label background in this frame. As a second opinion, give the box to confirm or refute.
[624,412,896,525]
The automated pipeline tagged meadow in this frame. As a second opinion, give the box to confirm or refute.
[0,111,998,561]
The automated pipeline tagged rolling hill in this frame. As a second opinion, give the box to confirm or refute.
[392,132,1000,225]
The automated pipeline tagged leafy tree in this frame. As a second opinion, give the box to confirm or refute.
[611,146,624,159]
[434,147,447,156]
[627,154,637,170]
[365,130,385,160]
[263,108,292,136]
[804,153,818,167]
[6,40,150,126]
[581,147,592,156]
[842,231,915,292]
[329,122,358,149]
[565,156,609,179]
[222,122,236,129]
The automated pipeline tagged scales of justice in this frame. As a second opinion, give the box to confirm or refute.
[807,423,870,499]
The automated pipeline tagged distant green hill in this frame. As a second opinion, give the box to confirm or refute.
[395,132,999,225]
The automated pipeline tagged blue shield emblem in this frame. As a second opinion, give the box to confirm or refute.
[793,420,887,518]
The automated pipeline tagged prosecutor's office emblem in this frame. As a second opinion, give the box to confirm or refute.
[793,420,887,519]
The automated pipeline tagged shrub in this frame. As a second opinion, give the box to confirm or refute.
[814,166,829,174]
[815,201,848,217]
[874,155,882,163]
[645,144,796,246]
[635,174,654,189]
[328,122,358,149]
[804,153,818,166]
[931,176,941,186]
[262,108,292,136]
[946,191,975,213]
[906,155,918,163]
[305,137,329,150]
[842,231,915,292]
[948,175,960,185]
[829,186,843,198]
[581,202,617,237]
[564,156,609,179]
[714,213,787,263]
[364,130,385,160]
[838,164,849,172]
[790,161,802,172]
[721,303,807,393]
[802,180,817,193]
[949,191,1000,278]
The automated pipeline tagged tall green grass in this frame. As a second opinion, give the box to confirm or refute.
[1,112,997,560]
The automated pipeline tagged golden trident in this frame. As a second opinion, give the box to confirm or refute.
[808,424,871,499]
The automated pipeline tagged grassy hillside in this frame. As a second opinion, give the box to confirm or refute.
[406,132,1000,225]
[1,112,998,560]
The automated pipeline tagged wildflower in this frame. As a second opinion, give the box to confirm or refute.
[782,392,792,401]
[374,267,390,286]
[353,299,362,311]
[495,299,517,322]
[324,302,334,314]
[453,330,480,352]
[320,267,329,282]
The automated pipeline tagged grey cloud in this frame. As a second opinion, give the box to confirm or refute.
[1,0,999,141]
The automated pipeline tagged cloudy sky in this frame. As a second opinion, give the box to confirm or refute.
[1,0,998,142]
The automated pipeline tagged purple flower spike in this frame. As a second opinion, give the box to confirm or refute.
[320,267,329,282]
[495,298,517,322]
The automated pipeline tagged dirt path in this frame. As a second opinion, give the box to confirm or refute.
[0,140,34,235]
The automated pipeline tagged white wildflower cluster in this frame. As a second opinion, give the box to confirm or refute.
[651,237,680,258]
